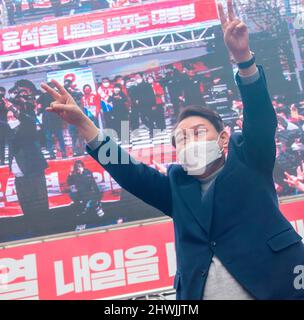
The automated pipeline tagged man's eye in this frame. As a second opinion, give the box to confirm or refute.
[196,129,207,136]
[176,136,185,143]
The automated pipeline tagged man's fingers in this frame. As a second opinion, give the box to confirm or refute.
[217,2,227,29]
[225,19,241,35]
[235,22,247,32]
[51,79,69,96]
[46,103,69,113]
[227,0,235,21]
[41,83,61,100]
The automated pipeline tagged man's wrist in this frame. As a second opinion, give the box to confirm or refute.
[238,66,260,85]
[238,63,257,76]
[77,116,99,143]
[86,129,103,151]
[232,50,253,64]
[232,50,257,77]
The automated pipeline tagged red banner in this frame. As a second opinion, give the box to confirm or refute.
[0,220,176,300]
[0,198,303,300]
[0,0,218,56]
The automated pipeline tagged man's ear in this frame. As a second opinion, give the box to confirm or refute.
[220,130,230,149]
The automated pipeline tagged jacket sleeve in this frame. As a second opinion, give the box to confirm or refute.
[235,65,278,174]
[86,134,173,217]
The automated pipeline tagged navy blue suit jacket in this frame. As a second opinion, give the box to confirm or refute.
[87,66,304,300]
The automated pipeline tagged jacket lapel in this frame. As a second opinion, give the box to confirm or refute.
[177,168,217,235]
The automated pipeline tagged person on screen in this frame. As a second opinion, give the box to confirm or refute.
[67,160,105,230]
[162,67,185,121]
[132,73,156,138]
[107,84,129,142]
[97,77,114,130]
[147,76,166,132]
[125,78,140,131]
[64,78,85,157]
[38,82,67,160]
[114,75,128,96]
[8,81,49,235]
[41,0,304,300]
[181,68,205,107]
[81,84,101,128]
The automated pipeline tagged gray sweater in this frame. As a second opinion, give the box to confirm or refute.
[198,166,254,300]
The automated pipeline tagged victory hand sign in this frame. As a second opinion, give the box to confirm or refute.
[218,0,256,76]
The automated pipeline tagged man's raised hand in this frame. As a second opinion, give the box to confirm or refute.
[41,79,85,126]
[217,0,251,63]
[41,80,99,142]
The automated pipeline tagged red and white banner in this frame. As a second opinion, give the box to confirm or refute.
[0,220,176,300]
[0,0,219,56]
[0,144,175,217]
[0,198,303,300]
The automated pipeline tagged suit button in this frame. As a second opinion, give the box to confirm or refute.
[210,241,217,247]
[201,270,207,277]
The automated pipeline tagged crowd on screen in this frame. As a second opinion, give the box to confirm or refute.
[0,63,210,158]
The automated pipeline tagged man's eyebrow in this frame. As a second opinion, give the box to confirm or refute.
[176,125,207,133]
[189,124,207,130]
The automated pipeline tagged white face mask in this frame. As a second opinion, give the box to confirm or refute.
[77,167,84,174]
[177,134,223,176]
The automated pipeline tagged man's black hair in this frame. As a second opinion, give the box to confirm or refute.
[171,105,224,147]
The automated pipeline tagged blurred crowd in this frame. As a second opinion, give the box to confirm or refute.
[231,93,304,197]
[0,62,214,160]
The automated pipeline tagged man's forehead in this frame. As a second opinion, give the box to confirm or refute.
[176,116,211,131]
